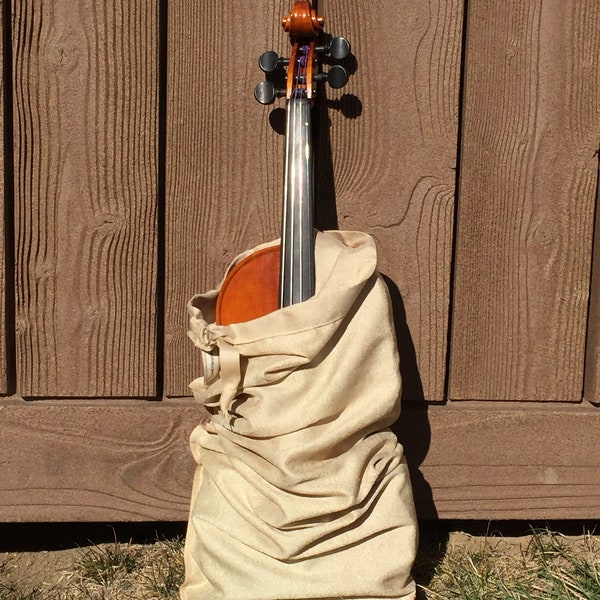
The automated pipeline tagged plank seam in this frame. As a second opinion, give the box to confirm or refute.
[156,0,169,400]
[2,0,16,396]
[444,0,470,402]
[582,142,600,405]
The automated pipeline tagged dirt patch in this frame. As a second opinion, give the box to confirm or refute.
[1,548,75,588]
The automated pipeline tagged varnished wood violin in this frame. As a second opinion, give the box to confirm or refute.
[216,0,350,325]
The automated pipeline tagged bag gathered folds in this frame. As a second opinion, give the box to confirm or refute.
[181,230,418,600]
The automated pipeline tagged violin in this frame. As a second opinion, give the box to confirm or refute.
[216,0,350,326]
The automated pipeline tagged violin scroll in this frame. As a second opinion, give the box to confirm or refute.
[280,0,323,37]
[254,1,351,105]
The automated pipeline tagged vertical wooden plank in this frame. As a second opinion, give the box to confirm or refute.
[449,1,600,401]
[165,1,288,396]
[323,0,463,401]
[165,0,463,401]
[12,1,159,397]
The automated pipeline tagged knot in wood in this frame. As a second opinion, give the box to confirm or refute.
[46,33,82,72]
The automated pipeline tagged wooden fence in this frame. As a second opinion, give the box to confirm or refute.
[1,0,599,521]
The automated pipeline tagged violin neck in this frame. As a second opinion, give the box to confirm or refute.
[280,97,315,307]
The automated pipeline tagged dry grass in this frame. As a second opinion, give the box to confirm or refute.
[0,536,185,600]
[1,527,599,599]
[416,528,600,600]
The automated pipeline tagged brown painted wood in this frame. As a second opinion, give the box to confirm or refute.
[1,398,599,521]
[449,1,600,401]
[399,403,600,519]
[164,0,288,396]
[11,1,159,397]
[164,0,463,401]
[0,398,204,521]
[320,0,463,402]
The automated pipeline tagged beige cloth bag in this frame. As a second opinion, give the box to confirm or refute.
[181,230,418,600]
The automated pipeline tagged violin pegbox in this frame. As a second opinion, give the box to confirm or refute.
[254,0,351,105]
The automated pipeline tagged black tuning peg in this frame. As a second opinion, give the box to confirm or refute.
[314,65,349,89]
[258,51,288,74]
[315,37,351,60]
[329,37,351,60]
[254,81,286,105]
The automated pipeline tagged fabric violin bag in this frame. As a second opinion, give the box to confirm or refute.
[180,230,418,600]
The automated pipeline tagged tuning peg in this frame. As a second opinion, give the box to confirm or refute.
[258,51,288,74]
[254,81,286,105]
[315,37,351,60]
[314,65,349,89]
[329,37,351,60]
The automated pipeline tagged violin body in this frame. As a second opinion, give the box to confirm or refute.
[215,1,349,326]
[216,246,280,325]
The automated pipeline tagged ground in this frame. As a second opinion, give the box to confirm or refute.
[0,521,599,599]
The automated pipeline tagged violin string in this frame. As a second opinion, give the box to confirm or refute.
[294,45,309,99]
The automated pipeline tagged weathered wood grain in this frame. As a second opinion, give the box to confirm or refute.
[1,398,599,521]
[0,399,204,521]
[164,0,289,396]
[320,0,463,402]
[11,1,159,397]
[449,0,600,401]
[399,403,600,519]
[164,0,463,401]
